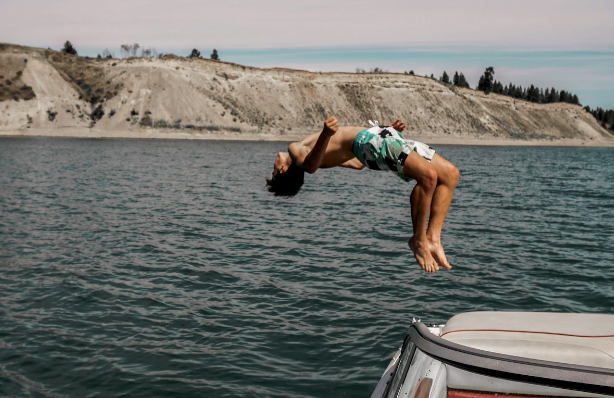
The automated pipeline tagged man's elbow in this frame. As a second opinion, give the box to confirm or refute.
[304,164,318,174]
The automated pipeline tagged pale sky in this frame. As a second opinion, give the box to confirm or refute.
[1,0,613,108]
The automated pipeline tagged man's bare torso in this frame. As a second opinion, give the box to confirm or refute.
[293,126,364,168]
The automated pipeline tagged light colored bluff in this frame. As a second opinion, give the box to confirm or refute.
[1,43,612,145]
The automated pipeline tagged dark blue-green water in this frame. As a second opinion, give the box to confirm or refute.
[1,137,613,398]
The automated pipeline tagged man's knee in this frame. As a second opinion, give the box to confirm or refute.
[420,167,438,191]
[439,162,459,187]
[450,165,460,185]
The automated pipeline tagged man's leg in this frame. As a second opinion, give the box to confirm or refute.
[403,152,439,273]
[410,186,418,234]
[425,154,459,269]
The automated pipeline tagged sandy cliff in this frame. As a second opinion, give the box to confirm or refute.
[1,43,612,145]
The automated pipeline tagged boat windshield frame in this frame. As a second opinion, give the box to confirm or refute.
[384,335,416,398]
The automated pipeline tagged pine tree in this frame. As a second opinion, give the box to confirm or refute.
[441,71,450,84]
[189,49,201,58]
[211,49,219,61]
[527,85,538,102]
[430,74,435,79]
[458,73,469,88]
[496,81,503,94]
[477,75,485,91]
[453,71,459,86]
[61,41,78,56]
[477,67,495,93]
[409,70,415,75]
[539,88,545,103]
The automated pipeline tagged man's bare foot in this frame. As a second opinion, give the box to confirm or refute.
[428,239,452,270]
[408,236,439,273]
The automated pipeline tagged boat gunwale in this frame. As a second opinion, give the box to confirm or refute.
[440,329,614,339]
[408,322,614,396]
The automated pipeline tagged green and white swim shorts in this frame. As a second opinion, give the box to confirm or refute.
[352,125,436,182]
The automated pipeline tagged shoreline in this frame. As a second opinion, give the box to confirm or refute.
[2,43,612,148]
[2,128,614,147]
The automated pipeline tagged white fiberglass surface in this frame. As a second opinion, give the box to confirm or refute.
[441,312,614,369]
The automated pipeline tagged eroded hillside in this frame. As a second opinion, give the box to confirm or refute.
[1,43,612,144]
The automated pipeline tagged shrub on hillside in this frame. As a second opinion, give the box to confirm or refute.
[102,49,114,59]
[91,105,104,121]
[61,41,78,56]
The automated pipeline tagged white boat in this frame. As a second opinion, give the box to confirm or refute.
[370,312,614,398]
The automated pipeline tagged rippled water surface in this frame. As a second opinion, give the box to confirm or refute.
[1,137,613,397]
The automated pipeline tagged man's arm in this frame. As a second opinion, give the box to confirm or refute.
[293,117,339,174]
[339,158,364,170]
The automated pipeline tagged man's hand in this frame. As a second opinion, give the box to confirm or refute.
[390,119,407,132]
[323,117,339,137]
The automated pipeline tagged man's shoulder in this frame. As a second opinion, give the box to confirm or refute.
[288,141,302,153]
[288,142,307,164]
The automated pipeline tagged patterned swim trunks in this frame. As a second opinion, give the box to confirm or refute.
[352,126,436,182]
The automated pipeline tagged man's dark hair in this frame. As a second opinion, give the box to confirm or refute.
[266,163,304,197]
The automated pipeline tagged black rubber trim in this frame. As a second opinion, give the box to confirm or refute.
[409,322,614,396]
[387,341,416,398]
[382,334,409,398]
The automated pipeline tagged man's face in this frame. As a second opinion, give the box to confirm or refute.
[272,152,291,180]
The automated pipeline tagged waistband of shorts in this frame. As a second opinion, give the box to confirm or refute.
[352,129,369,161]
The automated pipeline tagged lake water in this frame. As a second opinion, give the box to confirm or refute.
[1,137,613,398]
